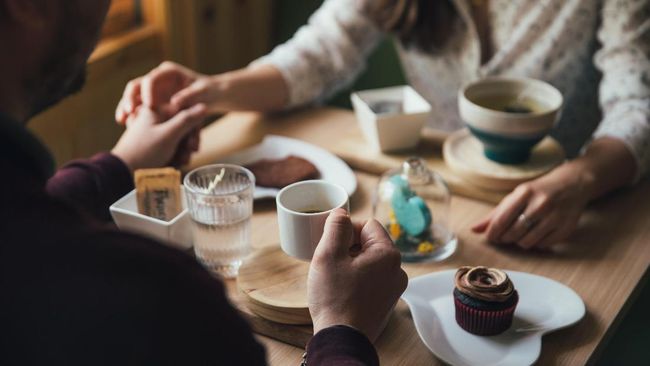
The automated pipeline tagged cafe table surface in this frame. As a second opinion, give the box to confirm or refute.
[188,108,650,366]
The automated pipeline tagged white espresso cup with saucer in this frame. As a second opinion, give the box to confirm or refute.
[276,180,350,260]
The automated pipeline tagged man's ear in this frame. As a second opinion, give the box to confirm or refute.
[2,0,56,29]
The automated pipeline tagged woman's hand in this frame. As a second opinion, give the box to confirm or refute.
[472,163,594,249]
[308,209,408,342]
[472,137,636,249]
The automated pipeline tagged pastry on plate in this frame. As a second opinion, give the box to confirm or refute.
[244,156,319,189]
[453,266,518,336]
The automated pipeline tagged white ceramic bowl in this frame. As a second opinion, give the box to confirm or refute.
[459,77,563,136]
[458,77,563,164]
[110,186,193,250]
[351,85,431,152]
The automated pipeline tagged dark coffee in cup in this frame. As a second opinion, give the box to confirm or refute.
[299,207,328,214]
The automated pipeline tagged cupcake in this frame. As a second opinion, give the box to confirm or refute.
[453,266,518,336]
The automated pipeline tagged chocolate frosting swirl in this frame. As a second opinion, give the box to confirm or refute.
[454,266,515,302]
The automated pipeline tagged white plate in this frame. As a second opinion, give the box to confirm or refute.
[402,270,585,366]
[216,135,357,200]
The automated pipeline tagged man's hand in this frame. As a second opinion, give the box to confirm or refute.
[308,209,408,342]
[111,104,207,171]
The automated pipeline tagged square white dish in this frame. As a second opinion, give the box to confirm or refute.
[351,85,431,152]
[110,187,193,250]
[402,270,585,366]
[217,135,357,200]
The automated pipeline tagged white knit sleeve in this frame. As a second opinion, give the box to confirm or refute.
[250,0,384,108]
[593,0,650,180]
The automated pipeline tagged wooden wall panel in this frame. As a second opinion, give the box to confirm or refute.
[141,0,273,73]
[184,0,274,74]
[102,0,138,38]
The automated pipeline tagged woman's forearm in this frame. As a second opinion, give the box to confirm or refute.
[212,64,289,112]
[570,137,637,201]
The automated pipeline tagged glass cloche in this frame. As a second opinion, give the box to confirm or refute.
[373,157,457,262]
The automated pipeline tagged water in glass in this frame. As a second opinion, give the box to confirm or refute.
[184,165,254,278]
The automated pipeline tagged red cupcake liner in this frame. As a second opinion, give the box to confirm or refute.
[454,292,518,336]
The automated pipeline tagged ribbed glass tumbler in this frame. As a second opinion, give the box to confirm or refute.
[184,164,255,278]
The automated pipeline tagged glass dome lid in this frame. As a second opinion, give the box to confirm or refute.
[373,157,457,262]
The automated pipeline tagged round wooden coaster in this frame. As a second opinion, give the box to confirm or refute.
[237,246,311,325]
[443,129,565,192]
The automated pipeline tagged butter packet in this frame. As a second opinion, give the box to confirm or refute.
[134,168,182,221]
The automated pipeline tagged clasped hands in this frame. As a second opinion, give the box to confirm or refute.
[111,61,219,171]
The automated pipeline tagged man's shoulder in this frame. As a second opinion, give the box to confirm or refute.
[78,229,198,268]
[73,228,219,288]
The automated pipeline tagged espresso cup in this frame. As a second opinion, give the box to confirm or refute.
[276,180,350,260]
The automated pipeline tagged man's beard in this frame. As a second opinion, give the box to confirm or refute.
[24,5,89,118]
[28,61,87,117]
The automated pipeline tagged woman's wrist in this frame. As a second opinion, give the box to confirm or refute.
[555,159,598,204]
[194,74,229,114]
[562,137,636,202]
[209,65,289,112]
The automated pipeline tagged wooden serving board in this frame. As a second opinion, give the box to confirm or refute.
[189,108,509,204]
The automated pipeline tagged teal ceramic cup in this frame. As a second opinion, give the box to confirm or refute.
[459,77,563,164]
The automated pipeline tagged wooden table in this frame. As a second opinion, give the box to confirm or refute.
[190,108,650,365]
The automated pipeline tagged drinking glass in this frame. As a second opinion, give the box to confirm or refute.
[184,164,255,278]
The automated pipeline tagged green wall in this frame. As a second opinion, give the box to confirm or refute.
[273,0,405,109]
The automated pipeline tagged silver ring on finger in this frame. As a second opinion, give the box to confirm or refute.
[517,213,536,231]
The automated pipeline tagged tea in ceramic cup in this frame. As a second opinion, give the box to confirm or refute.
[459,77,563,164]
[276,180,350,260]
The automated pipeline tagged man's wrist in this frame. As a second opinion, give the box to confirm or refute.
[307,325,379,366]
[313,314,373,343]
[110,146,136,173]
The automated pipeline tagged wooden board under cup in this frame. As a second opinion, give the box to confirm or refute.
[237,246,311,325]
[443,129,565,191]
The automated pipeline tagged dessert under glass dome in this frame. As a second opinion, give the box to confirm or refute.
[373,157,457,262]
